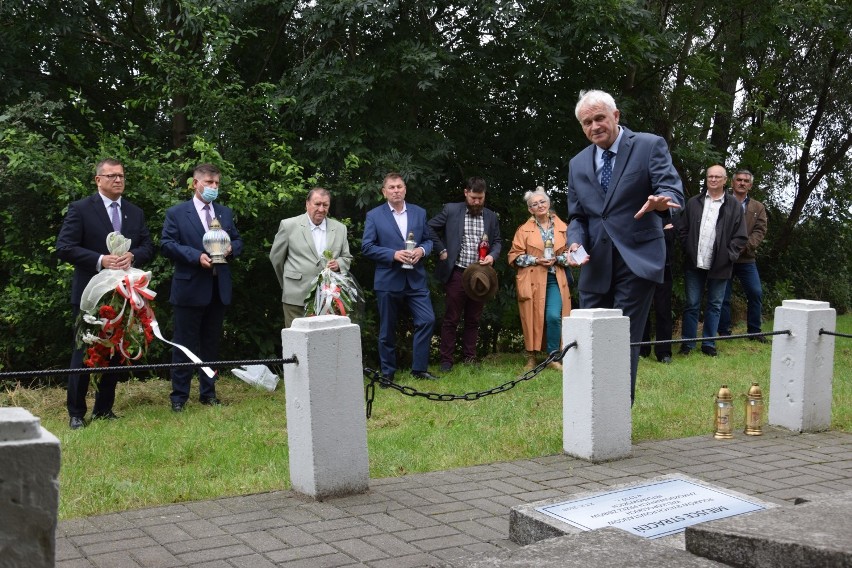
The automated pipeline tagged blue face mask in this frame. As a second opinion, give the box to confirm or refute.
[201,186,219,203]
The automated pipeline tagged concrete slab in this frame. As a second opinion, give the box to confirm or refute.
[55,430,852,568]
[510,474,777,548]
[685,489,852,567]
[440,527,729,567]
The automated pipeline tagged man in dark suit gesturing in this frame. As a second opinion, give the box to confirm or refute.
[362,173,437,381]
[161,163,243,412]
[56,158,155,429]
[567,90,684,402]
[428,177,502,372]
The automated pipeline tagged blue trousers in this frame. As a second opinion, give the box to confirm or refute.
[544,273,563,354]
[682,267,727,349]
[170,286,226,404]
[719,262,763,334]
[376,286,435,375]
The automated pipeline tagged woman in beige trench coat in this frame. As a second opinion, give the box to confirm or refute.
[508,188,572,370]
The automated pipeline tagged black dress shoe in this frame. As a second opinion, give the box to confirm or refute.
[659,356,672,364]
[69,416,85,430]
[381,372,395,382]
[701,345,718,357]
[171,401,185,412]
[749,335,769,343]
[439,362,453,372]
[91,411,120,420]
[200,397,223,406]
[411,370,440,380]
[679,345,693,356]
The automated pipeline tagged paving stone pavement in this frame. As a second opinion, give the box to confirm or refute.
[56,428,852,567]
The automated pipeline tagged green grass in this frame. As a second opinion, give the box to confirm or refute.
[2,315,850,520]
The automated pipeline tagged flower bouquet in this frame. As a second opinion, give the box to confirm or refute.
[76,232,157,368]
[304,250,364,321]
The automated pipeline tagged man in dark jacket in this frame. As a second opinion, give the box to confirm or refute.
[56,158,155,429]
[428,177,502,372]
[676,165,747,356]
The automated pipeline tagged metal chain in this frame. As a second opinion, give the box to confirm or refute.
[363,341,577,418]
[631,329,791,347]
[820,328,852,339]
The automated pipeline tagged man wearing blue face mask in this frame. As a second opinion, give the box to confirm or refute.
[161,163,244,412]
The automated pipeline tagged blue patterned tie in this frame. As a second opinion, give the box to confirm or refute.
[601,150,615,193]
[109,202,121,232]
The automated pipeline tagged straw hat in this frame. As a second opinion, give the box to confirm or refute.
[462,263,499,301]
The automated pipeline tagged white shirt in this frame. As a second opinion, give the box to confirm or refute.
[389,202,408,240]
[98,192,122,213]
[96,193,123,271]
[193,195,214,231]
[595,127,625,184]
[696,193,725,269]
[308,214,328,256]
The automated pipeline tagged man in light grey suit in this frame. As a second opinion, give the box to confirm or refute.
[269,188,353,327]
[567,90,684,402]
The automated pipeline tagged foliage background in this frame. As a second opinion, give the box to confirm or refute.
[0,0,850,373]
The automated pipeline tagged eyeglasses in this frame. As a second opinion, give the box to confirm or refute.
[706,175,725,180]
[528,200,548,208]
[99,174,125,181]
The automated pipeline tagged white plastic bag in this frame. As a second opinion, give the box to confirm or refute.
[232,365,279,392]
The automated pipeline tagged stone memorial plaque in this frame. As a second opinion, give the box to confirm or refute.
[536,478,764,539]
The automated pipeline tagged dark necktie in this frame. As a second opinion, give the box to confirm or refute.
[109,202,121,232]
[601,150,615,193]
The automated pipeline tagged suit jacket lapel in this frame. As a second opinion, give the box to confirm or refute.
[299,216,320,261]
[187,201,206,239]
[380,205,405,244]
[604,127,634,210]
[582,146,606,200]
[453,203,465,245]
[327,221,342,254]
[88,194,115,234]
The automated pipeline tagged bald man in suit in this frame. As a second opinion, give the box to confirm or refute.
[567,90,684,402]
[269,188,353,327]
[56,158,155,429]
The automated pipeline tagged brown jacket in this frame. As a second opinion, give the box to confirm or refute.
[508,215,572,351]
[736,196,767,263]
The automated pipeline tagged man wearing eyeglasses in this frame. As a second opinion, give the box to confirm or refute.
[56,158,155,429]
[676,165,747,357]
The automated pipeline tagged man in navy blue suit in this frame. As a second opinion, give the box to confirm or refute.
[362,173,438,381]
[57,158,155,429]
[161,163,243,411]
[567,90,684,402]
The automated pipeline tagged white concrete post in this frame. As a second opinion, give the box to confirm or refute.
[282,315,369,499]
[769,300,836,432]
[0,408,60,568]
[562,309,632,461]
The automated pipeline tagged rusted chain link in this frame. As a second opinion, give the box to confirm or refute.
[0,357,298,380]
[363,341,577,418]
[631,329,791,347]
[820,328,852,339]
